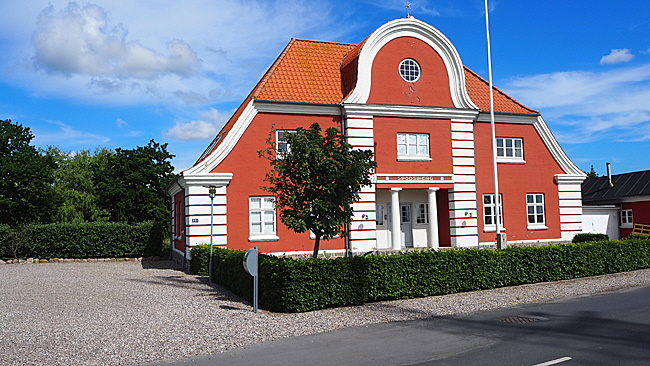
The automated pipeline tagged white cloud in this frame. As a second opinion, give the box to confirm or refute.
[0,1,341,107]
[163,108,227,141]
[32,120,110,146]
[600,49,635,65]
[32,3,200,79]
[116,118,127,128]
[503,63,650,143]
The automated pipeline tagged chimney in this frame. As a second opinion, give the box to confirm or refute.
[607,162,614,187]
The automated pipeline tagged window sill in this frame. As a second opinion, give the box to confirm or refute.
[248,235,279,242]
[527,225,548,231]
[483,225,506,233]
[497,158,526,164]
[397,156,432,162]
[620,224,633,229]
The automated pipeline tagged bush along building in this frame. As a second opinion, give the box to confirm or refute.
[167,17,586,264]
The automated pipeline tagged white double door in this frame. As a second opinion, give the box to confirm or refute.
[387,202,413,248]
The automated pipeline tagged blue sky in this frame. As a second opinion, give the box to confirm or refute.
[1,0,649,175]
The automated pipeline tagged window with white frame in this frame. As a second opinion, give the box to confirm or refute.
[526,193,546,229]
[376,204,385,226]
[398,58,421,82]
[416,203,429,224]
[621,209,633,227]
[496,137,524,163]
[483,193,503,230]
[276,130,296,157]
[249,197,277,240]
[397,133,430,160]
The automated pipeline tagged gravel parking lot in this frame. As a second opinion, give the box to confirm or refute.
[2,260,649,366]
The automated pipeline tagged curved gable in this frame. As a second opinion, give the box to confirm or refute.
[344,17,477,109]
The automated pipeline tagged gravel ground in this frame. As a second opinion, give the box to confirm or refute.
[1,260,649,366]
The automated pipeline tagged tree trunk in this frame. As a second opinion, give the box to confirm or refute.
[312,235,321,259]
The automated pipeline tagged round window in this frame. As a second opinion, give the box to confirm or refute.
[399,58,421,82]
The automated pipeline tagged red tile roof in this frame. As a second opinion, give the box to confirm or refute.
[196,38,537,165]
[254,39,356,104]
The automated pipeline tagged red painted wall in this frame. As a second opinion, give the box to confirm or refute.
[373,116,453,181]
[474,121,565,242]
[621,201,650,237]
[212,113,345,254]
[368,37,454,107]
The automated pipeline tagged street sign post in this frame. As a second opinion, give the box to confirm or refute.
[243,247,258,313]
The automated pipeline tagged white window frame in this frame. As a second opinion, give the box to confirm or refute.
[621,209,633,228]
[276,130,296,158]
[526,193,547,230]
[249,196,278,241]
[483,193,504,232]
[397,132,431,161]
[398,58,421,82]
[415,203,429,224]
[496,137,525,164]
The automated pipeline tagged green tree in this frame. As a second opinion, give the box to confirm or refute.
[0,119,57,227]
[259,123,377,258]
[44,147,111,223]
[94,139,175,223]
[586,165,599,178]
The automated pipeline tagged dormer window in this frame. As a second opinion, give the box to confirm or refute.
[399,58,421,82]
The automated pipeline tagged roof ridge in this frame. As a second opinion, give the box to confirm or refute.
[290,38,356,46]
[464,66,539,114]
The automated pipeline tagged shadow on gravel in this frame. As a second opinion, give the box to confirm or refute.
[129,261,253,308]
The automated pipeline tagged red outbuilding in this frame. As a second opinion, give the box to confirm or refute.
[167,17,586,264]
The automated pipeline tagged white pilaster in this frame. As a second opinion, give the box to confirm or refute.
[390,188,402,250]
[427,188,440,249]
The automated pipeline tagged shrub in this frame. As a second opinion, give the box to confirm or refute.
[20,221,164,259]
[572,233,609,243]
[191,238,650,313]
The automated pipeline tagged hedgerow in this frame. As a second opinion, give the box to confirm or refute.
[1,221,165,259]
[191,238,650,313]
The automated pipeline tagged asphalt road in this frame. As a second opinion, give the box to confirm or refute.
[143,285,650,366]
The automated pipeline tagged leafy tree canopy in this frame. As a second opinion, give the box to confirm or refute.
[94,139,175,224]
[259,123,377,258]
[43,147,112,223]
[0,119,57,227]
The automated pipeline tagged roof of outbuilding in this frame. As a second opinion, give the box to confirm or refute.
[196,37,538,165]
[582,170,650,204]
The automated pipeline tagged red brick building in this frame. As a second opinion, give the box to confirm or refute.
[167,17,586,262]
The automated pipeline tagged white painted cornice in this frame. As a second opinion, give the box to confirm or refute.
[555,174,587,185]
[476,111,539,124]
[178,173,233,188]
[254,100,341,115]
[343,17,478,110]
[344,103,478,121]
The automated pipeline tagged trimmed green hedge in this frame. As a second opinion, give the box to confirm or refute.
[572,233,609,243]
[1,221,166,259]
[191,238,650,313]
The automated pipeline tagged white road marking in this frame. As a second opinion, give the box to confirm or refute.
[532,357,572,366]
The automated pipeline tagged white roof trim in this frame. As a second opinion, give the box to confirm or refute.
[344,17,478,110]
[534,115,584,177]
[186,99,258,176]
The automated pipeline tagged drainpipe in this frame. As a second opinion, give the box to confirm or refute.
[339,103,352,257]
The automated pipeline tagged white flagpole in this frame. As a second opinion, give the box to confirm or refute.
[484,0,505,249]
